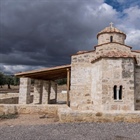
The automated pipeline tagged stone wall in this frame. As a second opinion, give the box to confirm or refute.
[71,52,136,111]
[132,51,140,65]
[57,93,67,102]
[0,104,66,116]
[0,97,18,104]
[100,58,135,111]
[98,33,126,45]
[95,43,131,55]
[70,53,93,110]
[70,63,93,110]
[91,60,102,111]
[71,46,136,111]
[0,93,18,99]
[135,66,140,110]
[71,43,131,67]
[58,108,140,123]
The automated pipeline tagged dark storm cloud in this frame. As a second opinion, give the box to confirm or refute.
[0,0,105,69]
[0,0,139,74]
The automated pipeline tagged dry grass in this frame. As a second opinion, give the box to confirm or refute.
[0,85,19,94]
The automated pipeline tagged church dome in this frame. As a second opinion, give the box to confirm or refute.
[97,23,126,45]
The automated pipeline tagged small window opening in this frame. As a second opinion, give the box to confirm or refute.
[113,85,122,100]
[113,85,117,100]
[110,36,113,42]
[119,85,122,100]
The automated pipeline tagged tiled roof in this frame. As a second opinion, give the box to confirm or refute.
[71,50,95,56]
[131,50,140,53]
[97,26,126,38]
[94,42,132,49]
[76,51,88,54]
[91,51,137,63]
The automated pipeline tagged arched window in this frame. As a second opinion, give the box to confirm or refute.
[119,85,122,100]
[110,36,113,42]
[113,85,117,100]
[113,85,123,100]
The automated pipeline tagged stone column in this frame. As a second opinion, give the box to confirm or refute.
[50,81,57,104]
[19,77,31,104]
[33,80,43,104]
[42,80,50,104]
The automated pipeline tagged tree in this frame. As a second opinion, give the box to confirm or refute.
[5,75,14,89]
[0,72,5,88]
[13,76,19,86]
[56,78,67,85]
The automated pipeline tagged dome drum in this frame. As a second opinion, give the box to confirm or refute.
[97,24,126,45]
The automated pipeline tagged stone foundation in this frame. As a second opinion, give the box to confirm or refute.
[58,108,140,123]
[0,104,67,115]
[1,104,140,123]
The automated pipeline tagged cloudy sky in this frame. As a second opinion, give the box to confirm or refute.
[0,0,140,74]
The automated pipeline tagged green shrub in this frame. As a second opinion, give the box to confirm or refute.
[0,113,18,120]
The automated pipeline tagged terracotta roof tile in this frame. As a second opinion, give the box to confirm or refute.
[132,50,140,53]
[76,51,88,54]
[97,26,126,38]
[94,42,132,49]
[91,51,137,63]
[71,50,95,56]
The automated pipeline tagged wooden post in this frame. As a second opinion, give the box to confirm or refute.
[55,83,57,103]
[67,68,70,106]
[48,81,51,104]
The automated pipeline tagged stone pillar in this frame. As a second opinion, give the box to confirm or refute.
[33,80,43,104]
[42,81,50,104]
[54,83,57,101]
[49,81,57,104]
[19,77,31,104]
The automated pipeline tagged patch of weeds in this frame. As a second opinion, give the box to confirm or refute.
[95,112,103,117]
[0,113,18,120]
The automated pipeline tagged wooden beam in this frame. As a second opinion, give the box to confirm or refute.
[67,68,70,107]
[48,81,51,104]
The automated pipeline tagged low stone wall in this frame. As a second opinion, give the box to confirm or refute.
[0,104,140,123]
[58,108,140,123]
[0,104,67,116]
[0,93,18,98]
[57,93,67,101]
[0,93,19,104]
[0,97,18,104]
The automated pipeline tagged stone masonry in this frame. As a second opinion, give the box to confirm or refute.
[19,78,31,104]
[16,24,140,115]
[18,78,58,105]
[70,24,140,112]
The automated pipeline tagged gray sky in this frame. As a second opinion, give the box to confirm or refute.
[0,0,140,74]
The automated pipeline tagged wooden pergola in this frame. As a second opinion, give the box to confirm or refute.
[15,64,71,106]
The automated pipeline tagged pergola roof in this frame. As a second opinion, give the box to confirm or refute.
[15,64,71,80]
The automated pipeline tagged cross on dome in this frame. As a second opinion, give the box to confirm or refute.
[110,22,113,28]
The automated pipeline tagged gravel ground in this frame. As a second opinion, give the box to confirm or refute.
[0,122,140,140]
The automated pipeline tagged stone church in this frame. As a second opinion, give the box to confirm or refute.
[16,24,140,112]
